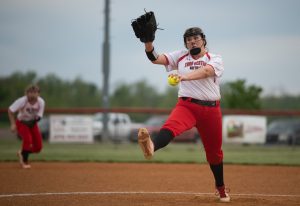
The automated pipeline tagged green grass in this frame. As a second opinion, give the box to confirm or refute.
[0,138,300,165]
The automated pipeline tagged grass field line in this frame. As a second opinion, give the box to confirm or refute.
[0,191,300,198]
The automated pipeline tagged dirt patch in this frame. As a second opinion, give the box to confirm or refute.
[0,163,299,206]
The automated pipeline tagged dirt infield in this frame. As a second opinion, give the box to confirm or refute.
[0,162,299,206]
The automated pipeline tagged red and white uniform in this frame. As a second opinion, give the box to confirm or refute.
[165,50,224,101]
[162,50,224,164]
[9,96,45,153]
[9,96,45,121]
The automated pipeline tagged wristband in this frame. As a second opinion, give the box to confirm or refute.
[145,47,159,61]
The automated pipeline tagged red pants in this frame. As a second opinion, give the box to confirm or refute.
[16,120,43,153]
[162,98,223,164]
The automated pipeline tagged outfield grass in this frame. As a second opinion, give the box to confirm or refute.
[0,137,300,165]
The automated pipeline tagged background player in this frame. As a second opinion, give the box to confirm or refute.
[132,12,230,203]
[8,84,45,169]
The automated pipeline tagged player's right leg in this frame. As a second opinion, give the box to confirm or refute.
[194,106,230,202]
[215,185,230,203]
[16,120,32,169]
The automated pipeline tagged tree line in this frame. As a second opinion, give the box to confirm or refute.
[1,71,300,117]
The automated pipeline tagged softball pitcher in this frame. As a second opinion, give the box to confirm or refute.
[8,84,45,169]
[132,12,230,202]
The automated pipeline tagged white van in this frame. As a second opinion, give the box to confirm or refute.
[92,112,132,142]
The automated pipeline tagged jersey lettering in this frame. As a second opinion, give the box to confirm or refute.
[164,50,224,101]
[185,60,207,70]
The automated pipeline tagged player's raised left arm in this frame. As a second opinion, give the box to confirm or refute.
[131,11,168,66]
[145,42,168,65]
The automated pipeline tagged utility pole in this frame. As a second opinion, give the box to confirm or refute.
[102,0,110,142]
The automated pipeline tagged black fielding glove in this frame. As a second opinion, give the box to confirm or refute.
[131,11,157,43]
[21,116,41,128]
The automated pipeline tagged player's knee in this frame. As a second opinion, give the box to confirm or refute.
[207,157,223,165]
[33,148,42,153]
[206,151,223,165]
[32,145,42,153]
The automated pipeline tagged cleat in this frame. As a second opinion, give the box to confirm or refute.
[215,185,230,203]
[138,128,154,160]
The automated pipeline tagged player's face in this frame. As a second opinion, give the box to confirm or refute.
[185,35,203,49]
[27,91,39,104]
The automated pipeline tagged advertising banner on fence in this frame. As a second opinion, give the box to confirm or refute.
[49,115,93,143]
[223,115,267,144]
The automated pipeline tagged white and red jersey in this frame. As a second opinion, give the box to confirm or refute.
[164,50,224,101]
[9,96,45,121]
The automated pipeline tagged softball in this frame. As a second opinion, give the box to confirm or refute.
[168,75,180,86]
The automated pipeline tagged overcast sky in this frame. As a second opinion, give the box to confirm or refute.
[1,0,300,96]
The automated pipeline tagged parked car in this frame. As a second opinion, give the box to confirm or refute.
[129,115,200,143]
[92,112,132,142]
[266,119,300,145]
[128,122,144,142]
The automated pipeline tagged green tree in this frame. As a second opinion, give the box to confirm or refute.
[10,71,300,112]
[0,71,38,107]
[261,94,300,110]
[221,79,263,109]
[0,71,102,108]
[110,80,161,108]
[110,80,178,122]
[159,87,178,108]
[38,74,102,107]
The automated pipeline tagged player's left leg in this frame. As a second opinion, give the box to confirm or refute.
[138,99,196,160]
[138,128,154,160]
[155,101,196,150]
[138,127,176,160]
